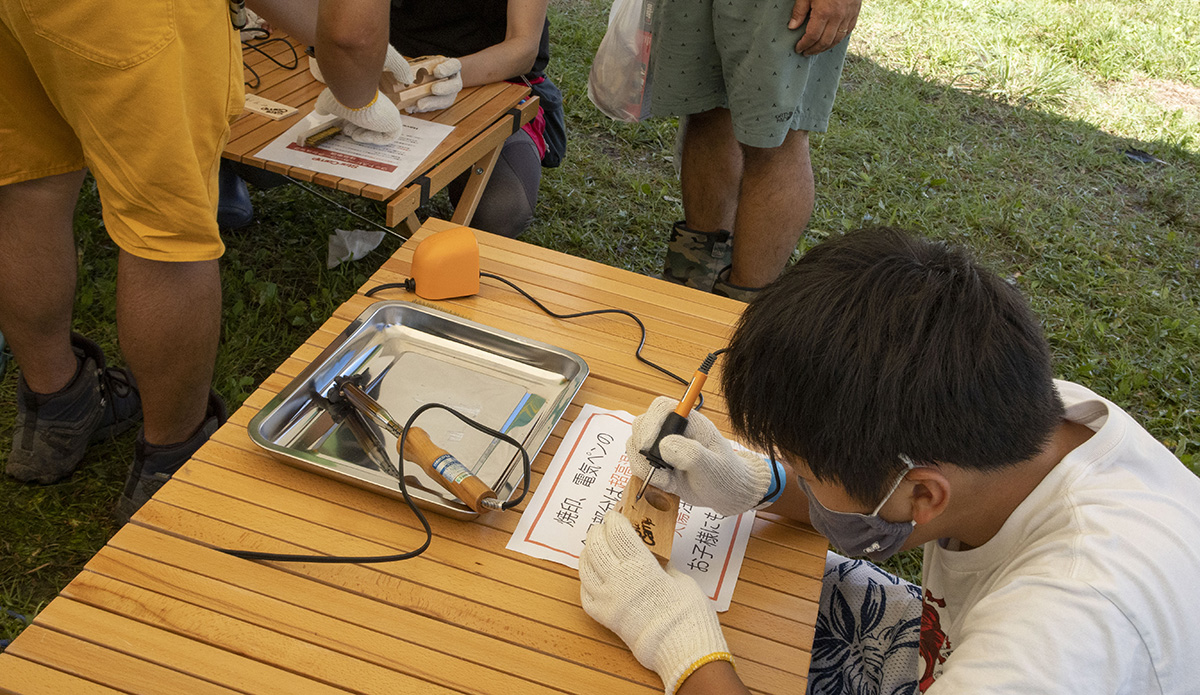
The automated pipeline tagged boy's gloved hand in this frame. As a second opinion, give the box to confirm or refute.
[313,89,403,145]
[628,396,782,517]
[580,512,732,694]
[309,44,415,86]
[406,58,464,113]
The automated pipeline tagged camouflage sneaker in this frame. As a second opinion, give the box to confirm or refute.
[712,266,765,303]
[116,391,227,524]
[663,221,733,292]
[6,334,142,484]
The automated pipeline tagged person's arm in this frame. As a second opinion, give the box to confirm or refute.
[677,660,751,695]
[457,0,549,87]
[244,0,320,44]
[314,0,390,108]
[760,458,812,526]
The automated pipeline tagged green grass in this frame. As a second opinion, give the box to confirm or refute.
[2,0,1198,644]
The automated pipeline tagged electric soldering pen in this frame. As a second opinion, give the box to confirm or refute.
[636,349,726,501]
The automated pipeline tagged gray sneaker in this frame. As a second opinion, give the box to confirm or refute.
[6,334,141,484]
[663,221,733,292]
[117,391,227,524]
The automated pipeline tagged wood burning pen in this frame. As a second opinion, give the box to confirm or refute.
[636,350,725,501]
[337,379,503,513]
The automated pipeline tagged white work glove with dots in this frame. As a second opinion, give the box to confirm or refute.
[580,512,732,695]
[313,88,403,145]
[309,44,415,86]
[629,396,784,517]
[407,58,463,113]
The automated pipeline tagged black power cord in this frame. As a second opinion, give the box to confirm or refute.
[365,271,708,408]
[240,28,299,89]
[219,403,530,564]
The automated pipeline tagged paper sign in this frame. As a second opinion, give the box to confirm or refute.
[507,404,755,612]
[255,114,453,189]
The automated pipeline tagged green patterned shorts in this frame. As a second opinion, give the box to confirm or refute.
[650,0,850,148]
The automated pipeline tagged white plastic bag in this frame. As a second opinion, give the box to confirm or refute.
[587,0,655,122]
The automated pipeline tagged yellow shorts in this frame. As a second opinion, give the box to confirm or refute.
[0,0,244,261]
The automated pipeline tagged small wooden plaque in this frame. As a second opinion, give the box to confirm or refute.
[618,475,680,566]
[244,93,299,120]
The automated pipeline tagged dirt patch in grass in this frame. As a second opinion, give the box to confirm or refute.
[1134,76,1200,119]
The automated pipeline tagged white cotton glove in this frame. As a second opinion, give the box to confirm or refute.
[313,88,403,145]
[580,512,731,694]
[309,45,415,86]
[406,58,464,113]
[629,396,780,517]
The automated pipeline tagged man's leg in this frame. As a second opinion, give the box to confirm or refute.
[115,251,221,446]
[728,128,815,289]
[662,108,742,290]
[0,171,86,394]
[680,108,741,233]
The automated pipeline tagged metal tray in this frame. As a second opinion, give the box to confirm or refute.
[248,300,588,519]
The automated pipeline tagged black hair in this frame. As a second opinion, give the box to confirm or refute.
[721,227,1064,505]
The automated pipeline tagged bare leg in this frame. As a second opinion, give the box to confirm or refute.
[679,108,741,233]
[729,129,814,288]
[0,171,86,394]
[115,251,220,446]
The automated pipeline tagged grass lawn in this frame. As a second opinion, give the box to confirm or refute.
[2,0,1197,645]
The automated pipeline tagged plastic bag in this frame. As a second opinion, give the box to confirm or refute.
[587,0,655,122]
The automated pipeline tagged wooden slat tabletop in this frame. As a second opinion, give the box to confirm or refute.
[0,220,828,694]
[226,33,533,204]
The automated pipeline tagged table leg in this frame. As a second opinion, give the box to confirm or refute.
[449,143,504,226]
[400,213,421,238]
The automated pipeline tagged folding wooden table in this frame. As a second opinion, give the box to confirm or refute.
[0,220,828,694]
[226,33,538,234]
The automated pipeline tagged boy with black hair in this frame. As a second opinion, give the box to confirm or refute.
[579,227,1200,694]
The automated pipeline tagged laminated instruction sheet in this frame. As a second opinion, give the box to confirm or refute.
[255,113,453,189]
[508,404,756,611]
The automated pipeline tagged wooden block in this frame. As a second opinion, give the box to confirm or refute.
[293,111,344,147]
[618,475,680,566]
[243,93,299,120]
[380,71,448,111]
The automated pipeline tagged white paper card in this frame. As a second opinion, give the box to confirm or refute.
[507,403,755,612]
[255,113,454,189]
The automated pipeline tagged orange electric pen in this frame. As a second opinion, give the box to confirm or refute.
[636,350,723,501]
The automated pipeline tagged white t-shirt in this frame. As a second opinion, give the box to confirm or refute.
[920,380,1200,694]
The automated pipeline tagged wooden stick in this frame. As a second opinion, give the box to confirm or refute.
[618,475,680,566]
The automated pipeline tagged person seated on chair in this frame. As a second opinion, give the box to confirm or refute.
[223,0,433,228]
[387,0,567,239]
[578,227,1200,694]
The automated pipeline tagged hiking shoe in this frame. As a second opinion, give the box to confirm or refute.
[116,391,227,523]
[6,334,141,484]
[712,266,764,303]
[663,221,733,292]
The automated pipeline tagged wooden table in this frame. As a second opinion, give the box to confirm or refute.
[0,220,828,694]
[226,33,538,233]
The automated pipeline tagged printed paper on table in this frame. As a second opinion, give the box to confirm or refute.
[508,403,756,612]
[255,113,453,189]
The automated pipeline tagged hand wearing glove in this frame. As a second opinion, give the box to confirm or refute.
[406,58,464,113]
[629,396,786,517]
[313,88,403,145]
[309,44,415,86]
[580,512,733,694]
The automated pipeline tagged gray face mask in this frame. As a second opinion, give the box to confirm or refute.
[796,457,918,563]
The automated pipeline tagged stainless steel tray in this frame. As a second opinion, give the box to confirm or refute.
[248,300,588,519]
